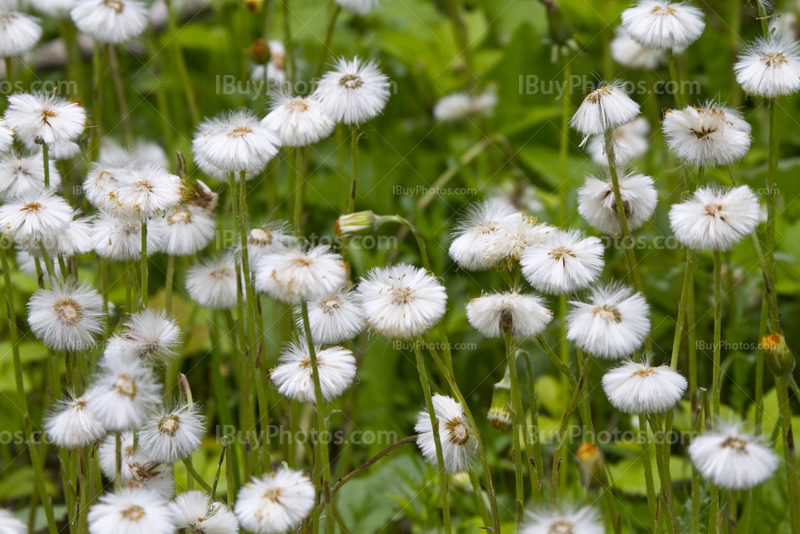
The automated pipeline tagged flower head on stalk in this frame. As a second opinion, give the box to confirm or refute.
[585,117,650,167]
[193,109,281,175]
[735,31,800,98]
[414,394,477,473]
[566,283,650,359]
[4,92,86,146]
[104,309,182,367]
[234,469,315,534]
[91,211,163,261]
[87,486,176,534]
[662,102,752,166]
[610,26,666,69]
[314,57,391,125]
[254,245,347,304]
[270,339,357,402]
[520,229,604,295]
[448,199,522,271]
[246,220,296,264]
[601,358,687,414]
[520,505,604,534]
[45,394,106,449]
[0,190,72,243]
[154,205,216,256]
[466,290,552,339]
[0,11,42,57]
[0,151,62,200]
[112,163,184,220]
[299,290,366,345]
[86,357,161,432]
[27,281,105,351]
[171,491,239,534]
[357,263,447,339]
[186,254,240,310]
[578,172,658,235]
[0,119,14,153]
[71,0,149,43]
[262,93,335,147]
[20,213,91,260]
[688,421,779,489]
[137,404,205,463]
[621,0,705,51]
[482,213,550,266]
[669,186,760,251]
[570,82,640,142]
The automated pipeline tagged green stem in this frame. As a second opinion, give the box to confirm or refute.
[347,124,359,215]
[713,250,722,415]
[164,0,199,124]
[649,414,678,534]
[43,143,50,189]
[505,333,524,524]
[755,297,768,435]
[314,4,341,79]
[776,376,800,534]
[183,458,213,492]
[522,351,544,497]
[412,339,451,534]
[108,44,133,145]
[666,49,685,107]
[90,42,109,163]
[670,250,694,369]
[165,254,175,314]
[141,221,148,309]
[766,99,780,331]
[558,61,571,225]
[639,413,659,534]
[294,148,304,234]
[692,389,708,534]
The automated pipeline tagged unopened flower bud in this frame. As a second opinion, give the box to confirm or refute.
[487,366,512,430]
[245,0,263,13]
[762,332,795,377]
[335,210,379,237]
[576,442,608,490]
[250,39,270,64]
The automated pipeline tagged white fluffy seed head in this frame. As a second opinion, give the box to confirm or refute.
[578,172,658,235]
[669,186,760,251]
[601,358,687,413]
[91,211,163,261]
[662,103,752,166]
[171,491,239,534]
[570,82,640,138]
[186,254,240,310]
[193,110,281,174]
[71,0,149,43]
[586,117,650,167]
[448,199,522,271]
[466,291,552,339]
[112,163,184,220]
[105,309,182,367]
[621,0,705,51]
[357,263,447,340]
[20,213,92,260]
[432,90,498,123]
[88,487,176,534]
[271,340,356,402]
[314,57,391,125]
[27,281,105,351]
[610,26,666,69]
[154,205,216,256]
[735,31,800,98]
[5,92,86,146]
[482,213,550,265]
[0,119,14,153]
[688,421,779,490]
[234,469,315,534]
[254,245,348,303]
[0,190,73,243]
[246,220,296,264]
[414,394,477,473]
[520,229,605,295]
[520,506,605,534]
[86,358,162,431]
[566,284,651,360]
[0,508,26,534]
[45,394,106,448]
[299,291,366,344]
[0,11,42,57]
[137,404,206,463]
[262,94,335,147]
[0,151,61,200]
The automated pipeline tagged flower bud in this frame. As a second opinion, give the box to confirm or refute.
[335,210,379,237]
[245,0,263,13]
[576,442,608,490]
[250,39,271,65]
[762,332,795,377]
[450,472,472,493]
[487,366,512,430]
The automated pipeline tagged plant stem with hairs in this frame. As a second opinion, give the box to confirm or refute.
[712,250,722,416]
[777,375,800,534]
[108,45,133,145]
[141,222,148,308]
[505,332,524,523]
[412,339,451,534]
[331,435,419,495]
[91,43,109,162]
[42,143,50,189]
[347,125,359,215]
[666,49,685,107]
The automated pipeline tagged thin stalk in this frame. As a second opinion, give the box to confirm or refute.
[558,61,571,225]
[639,413,659,534]
[331,435,419,495]
[165,254,175,314]
[347,124,359,215]
[164,0,199,124]
[412,339,451,534]
[522,351,544,496]
[713,251,722,415]
[666,49,685,107]
[141,222,148,308]
[776,376,800,534]
[43,143,50,189]
[90,42,109,162]
[692,389,708,534]
[755,297,768,434]
[294,148,304,233]
[108,45,134,145]
[300,302,334,534]
[649,414,678,534]
[1,245,58,534]
[183,458,213,492]
[314,4,341,79]
[671,251,694,369]
[765,99,780,330]
[115,432,122,489]
[505,333,524,523]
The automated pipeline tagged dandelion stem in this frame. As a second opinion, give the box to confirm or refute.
[108,45,134,145]
[522,351,544,498]
[315,4,341,79]
[504,332,524,524]
[666,49,685,108]
[90,42,109,163]
[294,148,305,234]
[347,124,359,215]
[765,99,781,331]
[165,254,175,314]
[141,222,148,309]
[1,244,58,534]
[691,388,708,534]
[713,250,722,415]
[755,297,768,435]
[776,375,800,534]
[639,413,659,534]
[42,143,50,189]
[670,250,694,369]
[412,339,451,534]
[331,435,419,495]
[648,414,678,534]
[183,457,213,492]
